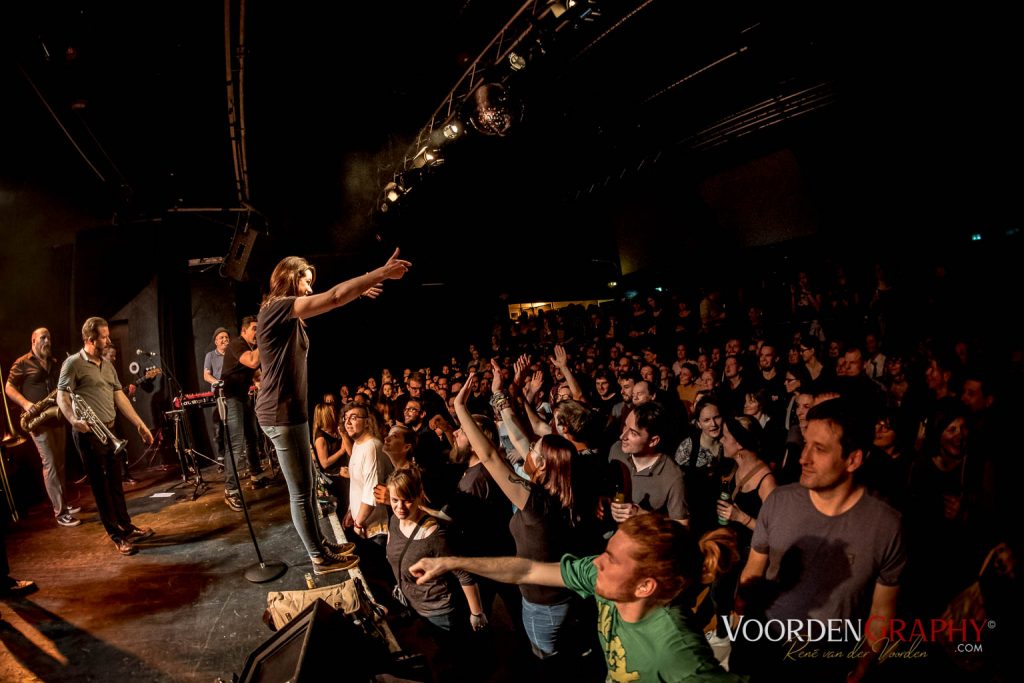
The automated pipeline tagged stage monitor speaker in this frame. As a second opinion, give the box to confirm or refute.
[223,226,259,282]
[238,599,376,683]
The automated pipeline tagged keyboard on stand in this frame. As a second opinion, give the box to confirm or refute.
[173,391,216,409]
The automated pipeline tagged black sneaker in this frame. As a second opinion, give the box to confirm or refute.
[113,537,137,556]
[67,505,82,514]
[311,554,359,575]
[224,491,243,512]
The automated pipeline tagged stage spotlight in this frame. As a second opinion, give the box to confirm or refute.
[442,120,463,140]
[384,181,403,203]
[423,149,442,166]
[410,145,444,169]
[381,179,407,212]
[508,51,527,71]
[428,117,464,148]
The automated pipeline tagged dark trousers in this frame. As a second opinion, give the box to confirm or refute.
[74,430,133,540]
[223,397,263,493]
[212,415,225,460]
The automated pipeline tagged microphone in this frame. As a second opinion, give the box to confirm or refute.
[136,349,158,357]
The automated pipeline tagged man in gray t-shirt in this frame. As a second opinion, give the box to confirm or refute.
[57,316,155,556]
[736,397,905,681]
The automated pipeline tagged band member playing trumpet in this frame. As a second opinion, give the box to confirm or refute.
[57,317,155,556]
[5,328,81,528]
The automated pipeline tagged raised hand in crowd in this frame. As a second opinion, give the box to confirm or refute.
[428,414,452,435]
[490,357,504,394]
[453,371,474,409]
[429,414,457,449]
[552,344,569,369]
[525,370,544,403]
[552,344,584,401]
[513,353,531,387]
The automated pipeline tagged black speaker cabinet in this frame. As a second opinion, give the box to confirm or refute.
[223,226,259,282]
[237,599,374,682]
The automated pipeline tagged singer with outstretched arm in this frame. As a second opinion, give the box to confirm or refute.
[256,249,410,575]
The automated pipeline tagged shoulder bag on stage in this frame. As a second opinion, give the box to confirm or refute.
[264,580,360,631]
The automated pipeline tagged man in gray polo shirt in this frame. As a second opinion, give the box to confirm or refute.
[609,401,688,524]
[57,316,156,556]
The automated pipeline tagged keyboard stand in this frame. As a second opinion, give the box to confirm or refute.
[165,408,210,501]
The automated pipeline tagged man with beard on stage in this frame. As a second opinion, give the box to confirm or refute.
[6,327,81,527]
[57,317,155,556]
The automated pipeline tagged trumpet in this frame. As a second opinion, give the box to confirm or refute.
[71,391,127,454]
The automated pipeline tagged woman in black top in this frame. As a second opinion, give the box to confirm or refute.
[453,373,583,660]
[386,466,484,631]
[715,415,776,554]
[256,250,410,574]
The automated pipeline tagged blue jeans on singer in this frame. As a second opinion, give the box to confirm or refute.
[260,423,322,559]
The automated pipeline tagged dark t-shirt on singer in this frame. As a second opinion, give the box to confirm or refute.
[222,336,257,400]
[256,297,309,426]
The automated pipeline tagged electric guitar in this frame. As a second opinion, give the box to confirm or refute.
[125,366,162,401]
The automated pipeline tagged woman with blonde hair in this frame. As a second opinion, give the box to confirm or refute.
[312,402,349,512]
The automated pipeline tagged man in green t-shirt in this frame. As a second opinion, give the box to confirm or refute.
[410,514,742,682]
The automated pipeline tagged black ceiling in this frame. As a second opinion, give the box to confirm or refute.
[2,1,1019,261]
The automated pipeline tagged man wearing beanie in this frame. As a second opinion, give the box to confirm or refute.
[203,327,231,468]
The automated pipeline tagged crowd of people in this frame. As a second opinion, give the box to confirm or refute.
[6,251,1020,681]
[288,257,1019,682]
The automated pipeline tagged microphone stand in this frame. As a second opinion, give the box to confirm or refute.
[153,353,185,400]
[216,383,286,583]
